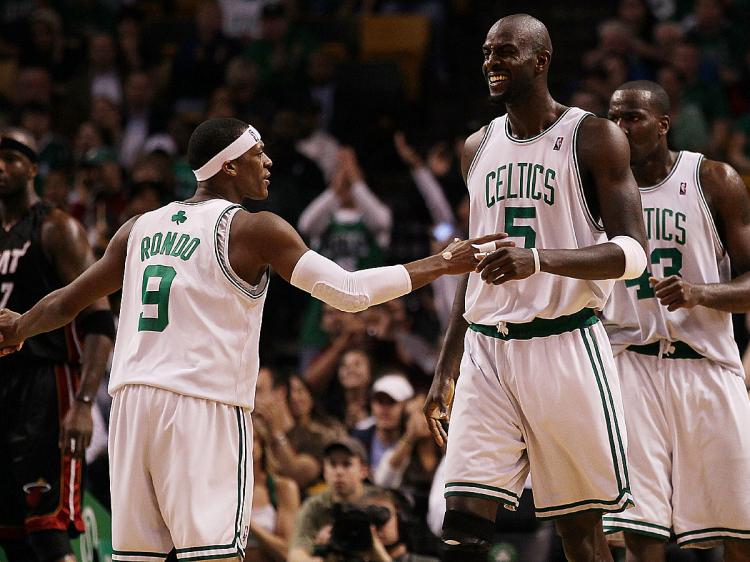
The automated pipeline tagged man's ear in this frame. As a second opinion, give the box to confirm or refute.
[658,114,671,137]
[223,161,237,176]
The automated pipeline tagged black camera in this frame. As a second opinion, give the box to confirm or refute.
[313,502,391,562]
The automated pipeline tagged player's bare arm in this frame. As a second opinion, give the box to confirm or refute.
[42,210,115,457]
[423,128,486,446]
[652,159,750,311]
[0,216,136,349]
[228,208,510,312]
[476,116,648,284]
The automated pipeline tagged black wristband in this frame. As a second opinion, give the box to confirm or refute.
[79,309,116,341]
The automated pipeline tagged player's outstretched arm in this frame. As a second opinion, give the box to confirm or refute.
[0,216,136,350]
[651,160,750,312]
[231,210,510,313]
[475,117,648,284]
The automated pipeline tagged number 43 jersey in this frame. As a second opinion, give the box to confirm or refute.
[464,107,613,325]
[109,199,269,409]
[602,151,743,376]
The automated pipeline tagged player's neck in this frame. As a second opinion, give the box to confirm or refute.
[632,147,678,188]
[505,91,563,140]
[0,186,38,230]
[188,184,235,204]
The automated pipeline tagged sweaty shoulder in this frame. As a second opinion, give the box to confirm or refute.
[228,209,309,283]
[699,157,748,215]
[576,115,630,171]
[41,208,88,256]
[230,209,296,242]
[461,126,490,183]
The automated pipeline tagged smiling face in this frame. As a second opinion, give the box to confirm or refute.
[482,17,550,105]
[608,89,669,165]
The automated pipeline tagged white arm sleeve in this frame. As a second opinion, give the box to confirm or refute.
[290,250,412,313]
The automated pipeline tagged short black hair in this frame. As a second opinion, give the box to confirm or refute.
[615,80,670,115]
[187,117,249,170]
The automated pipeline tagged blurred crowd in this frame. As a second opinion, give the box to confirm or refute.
[1,0,749,560]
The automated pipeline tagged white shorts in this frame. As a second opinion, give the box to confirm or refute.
[603,348,750,548]
[109,385,253,561]
[444,312,633,519]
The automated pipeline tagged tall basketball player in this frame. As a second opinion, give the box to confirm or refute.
[0,128,114,562]
[0,117,507,562]
[602,81,750,561]
[423,14,648,562]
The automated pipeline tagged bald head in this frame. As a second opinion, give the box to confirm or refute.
[614,80,670,115]
[490,14,552,55]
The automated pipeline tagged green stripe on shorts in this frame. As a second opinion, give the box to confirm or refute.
[676,527,750,546]
[536,490,634,520]
[587,326,630,488]
[603,516,671,539]
[579,327,626,492]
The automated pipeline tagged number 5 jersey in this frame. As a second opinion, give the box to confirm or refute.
[602,150,743,377]
[109,199,269,408]
[464,107,614,325]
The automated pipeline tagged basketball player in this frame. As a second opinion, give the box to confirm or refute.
[0,128,115,561]
[423,15,649,562]
[0,117,507,562]
[601,81,750,560]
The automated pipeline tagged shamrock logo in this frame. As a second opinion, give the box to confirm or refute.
[171,210,187,224]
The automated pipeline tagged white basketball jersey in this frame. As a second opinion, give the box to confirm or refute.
[603,151,743,376]
[465,107,613,325]
[109,199,269,408]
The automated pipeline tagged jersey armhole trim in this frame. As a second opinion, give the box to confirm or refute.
[694,155,726,256]
[466,121,495,185]
[572,113,605,232]
[214,205,270,300]
[125,213,147,256]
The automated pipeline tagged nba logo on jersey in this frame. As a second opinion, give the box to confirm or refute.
[679,181,687,195]
[553,137,564,151]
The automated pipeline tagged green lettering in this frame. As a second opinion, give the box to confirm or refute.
[531,164,543,200]
[543,168,555,206]
[141,236,151,261]
[676,212,686,245]
[644,208,655,239]
[511,163,524,199]
[495,165,506,202]
[655,208,661,240]
[507,163,514,200]
[161,232,177,255]
[485,171,496,208]
[661,209,673,241]
[171,234,190,256]
[150,232,163,256]
[180,238,201,260]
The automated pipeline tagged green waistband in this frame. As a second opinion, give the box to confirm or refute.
[470,308,598,340]
[627,341,703,360]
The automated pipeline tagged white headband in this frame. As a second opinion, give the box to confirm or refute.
[193,125,261,182]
